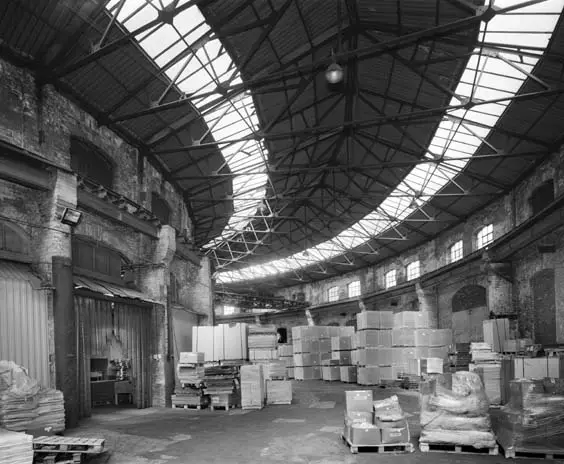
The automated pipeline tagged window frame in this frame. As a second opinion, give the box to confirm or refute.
[385,270,397,289]
[476,224,494,250]
[449,240,464,263]
[406,260,421,281]
[327,286,339,302]
[347,280,361,298]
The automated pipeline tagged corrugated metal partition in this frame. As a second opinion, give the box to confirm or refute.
[0,276,50,388]
[75,295,153,418]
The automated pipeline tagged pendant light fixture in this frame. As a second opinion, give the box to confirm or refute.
[325,0,344,85]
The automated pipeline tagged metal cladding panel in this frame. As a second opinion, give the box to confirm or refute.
[75,295,153,419]
[0,275,50,389]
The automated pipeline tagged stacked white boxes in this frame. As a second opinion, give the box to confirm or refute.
[278,344,294,379]
[331,335,356,383]
[470,339,503,406]
[292,326,353,380]
[356,311,394,385]
[392,311,451,379]
[192,324,248,362]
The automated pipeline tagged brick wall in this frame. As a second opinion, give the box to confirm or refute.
[0,58,212,412]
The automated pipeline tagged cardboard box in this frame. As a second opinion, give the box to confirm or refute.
[293,340,312,353]
[340,366,357,383]
[357,367,380,385]
[322,365,340,381]
[345,390,373,414]
[376,417,408,429]
[357,311,381,330]
[332,350,352,365]
[331,336,352,351]
[379,366,399,381]
[357,330,392,347]
[179,352,204,364]
[393,311,436,329]
[379,311,394,329]
[380,426,409,444]
[294,366,322,380]
[483,319,510,352]
[293,353,313,366]
[318,339,332,353]
[349,424,382,445]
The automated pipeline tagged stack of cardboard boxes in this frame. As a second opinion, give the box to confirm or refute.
[240,364,265,410]
[343,390,411,448]
[355,311,393,385]
[393,311,451,378]
[277,344,294,379]
[332,336,356,383]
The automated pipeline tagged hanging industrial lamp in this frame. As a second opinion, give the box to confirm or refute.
[325,60,344,84]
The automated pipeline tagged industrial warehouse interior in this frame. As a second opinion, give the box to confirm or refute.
[1,0,564,463]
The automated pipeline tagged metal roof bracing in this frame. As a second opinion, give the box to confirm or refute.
[1,0,564,292]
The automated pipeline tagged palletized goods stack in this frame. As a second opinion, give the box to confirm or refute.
[356,311,393,385]
[176,352,205,386]
[392,311,451,380]
[266,380,292,405]
[419,371,497,452]
[204,365,239,410]
[331,336,356,383]
[192,323,248,362]
[248,325,278,361]
[241,364,265,410]
[492,378,564,457]
[0,428,33,464]
[470,342,502,406]
[0,362,65,433]
[278,344,294,379]
[264,360,287,380]
[448,343,471,373]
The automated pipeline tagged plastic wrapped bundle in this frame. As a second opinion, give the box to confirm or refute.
[493,379,564,451]
[420,371,495,448]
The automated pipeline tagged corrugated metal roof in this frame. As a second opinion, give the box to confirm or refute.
[0,261,42,289]
[73,276,158,304]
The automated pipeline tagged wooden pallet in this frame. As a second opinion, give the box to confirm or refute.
[36,454,82,464]
[172,403,206,410]
[33,436,105,454]
[419,442,499,456]
[498,443,564,460]
[342,436,414,455]
[210,403,236,411]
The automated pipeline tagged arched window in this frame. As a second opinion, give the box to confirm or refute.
[151,192,171,225]
[0,220,29,260]
[530,179,554,216]
[70,137,114,188]
[72,236,129,283]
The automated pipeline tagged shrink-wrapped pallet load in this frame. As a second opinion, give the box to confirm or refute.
[419,371,496,449]
[492,378,564,457]
[266,380,292,405]
[0,428,33,464]
[240,364,265,410]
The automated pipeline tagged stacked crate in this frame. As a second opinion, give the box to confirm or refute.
[392,311,451,379]
[356,311,394,385]
[240,364,265,410]
[172,352,207,409]
[331,335,356,383]
[278,344,294,379]
[248,325,278,362]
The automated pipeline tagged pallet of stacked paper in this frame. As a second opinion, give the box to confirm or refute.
[0,428,33,464]
[340,366,357,383]
[249,349,278,361]
[355,311,393,385]
[29,389,65,433]
[266,380,292,405]
[470,342,502,405]
[241,364,265,410]
[391,310,451,379]
[292,327,324,380]
[177,352,205,386]
[248,324,278,349]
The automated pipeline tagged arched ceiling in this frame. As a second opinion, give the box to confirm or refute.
[2,0,564,292]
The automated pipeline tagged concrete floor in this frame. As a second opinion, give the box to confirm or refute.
[66,381,547,464]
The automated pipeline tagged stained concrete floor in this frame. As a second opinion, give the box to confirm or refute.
[66,381,548,464]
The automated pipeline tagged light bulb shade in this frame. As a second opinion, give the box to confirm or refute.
[325,62,344,84]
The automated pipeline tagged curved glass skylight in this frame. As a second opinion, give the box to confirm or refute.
[216,0,564,284]
[107,0,268,242]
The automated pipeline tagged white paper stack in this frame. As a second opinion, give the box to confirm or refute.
[177,365,205,385]
[0,428,33,464]
[266,380,292,405]
[31,389,65,433]
[265,360,287,380]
